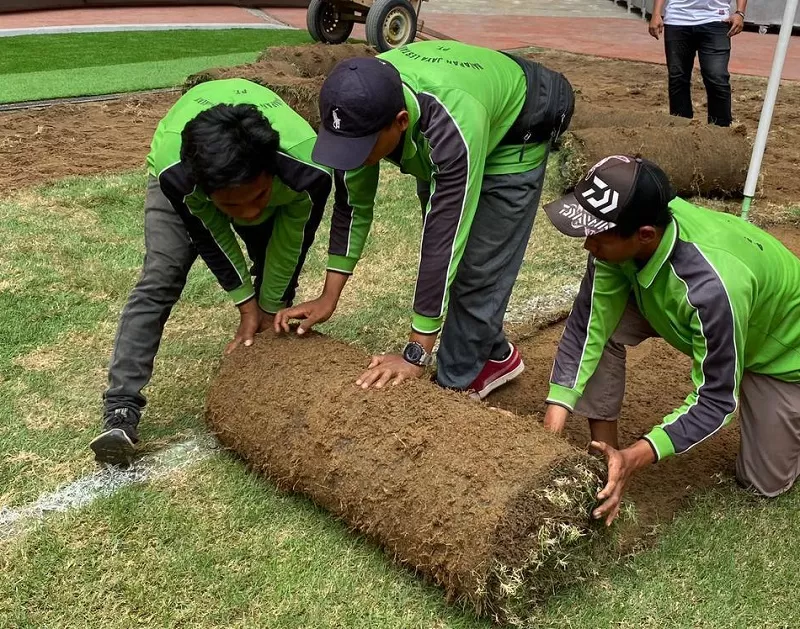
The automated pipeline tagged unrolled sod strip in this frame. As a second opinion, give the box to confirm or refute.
[206,332,610,623]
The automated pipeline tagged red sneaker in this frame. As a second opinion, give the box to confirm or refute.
[468,343,525,400]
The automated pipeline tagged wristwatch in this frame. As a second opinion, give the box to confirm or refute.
[402,341,433,367]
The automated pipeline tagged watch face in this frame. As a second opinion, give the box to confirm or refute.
[404,343,424,364]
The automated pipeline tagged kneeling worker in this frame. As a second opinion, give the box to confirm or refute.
[542,155,800,525]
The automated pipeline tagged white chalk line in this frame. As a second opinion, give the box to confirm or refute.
[0,434,218,541]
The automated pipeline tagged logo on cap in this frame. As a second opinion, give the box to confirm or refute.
[558,202,615,236]
[581,176,619,215]
[332,108,342,131]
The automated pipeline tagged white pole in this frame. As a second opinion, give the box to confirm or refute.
[741,0,798,220]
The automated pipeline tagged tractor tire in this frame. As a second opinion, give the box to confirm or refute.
[306,0,355,45]
[365,0,417,52]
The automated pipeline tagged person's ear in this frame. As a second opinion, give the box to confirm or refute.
[396,110,410,132]
[638,225,658,245]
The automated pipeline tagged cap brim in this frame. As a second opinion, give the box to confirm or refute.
[312,126,380,171]
[543,193,617,237]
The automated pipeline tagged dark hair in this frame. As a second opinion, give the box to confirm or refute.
[611,158,675,238]
[613,203,673,238]
[180,104,280,194]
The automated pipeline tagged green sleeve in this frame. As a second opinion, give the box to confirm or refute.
[327,165,380,274]
[547,257,631,410]
[186,193,254,305]
[644,249,750,460]
[257,193,315,313]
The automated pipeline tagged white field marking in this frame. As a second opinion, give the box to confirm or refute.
[505,283,580,325]
[0,434,218,541]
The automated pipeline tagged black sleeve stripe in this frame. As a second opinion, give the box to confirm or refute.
[551,255,597,388]
[329,169,353,258]
[666,241,739,454]
[275,152,332,209]
[414,92,470,319]
[158,162,245,291]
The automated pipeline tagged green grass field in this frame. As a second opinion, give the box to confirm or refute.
[0,29,312,103]
[3,27,800,629]
[2,165,800,628]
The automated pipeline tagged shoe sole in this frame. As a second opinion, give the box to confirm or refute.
[470,360,526,401]
[89,429,136,466]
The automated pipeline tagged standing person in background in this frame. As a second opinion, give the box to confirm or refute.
[649,0,747,126]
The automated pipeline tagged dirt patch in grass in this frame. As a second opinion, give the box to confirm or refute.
[0,93,175,196]
[1,46,799,216]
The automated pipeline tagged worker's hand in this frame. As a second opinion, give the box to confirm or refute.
[226,299,263,355]
[543,404,569,434]
[258,311,275,334]
[725,13,744,37]
[356,353,424,390]
[590,439,655,526]
[274,296,338,336]
[649,14,664,39]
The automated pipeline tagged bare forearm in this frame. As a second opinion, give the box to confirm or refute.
[652,0,667,17]
[321,270,349,304]
[736,0,747,14]
[410,330,438,354]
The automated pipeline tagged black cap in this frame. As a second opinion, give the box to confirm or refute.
[312,56,405,171]
[544,155,676,237]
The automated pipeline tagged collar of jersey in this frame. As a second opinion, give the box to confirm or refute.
[637,216,678,289]
[400,83,421,163]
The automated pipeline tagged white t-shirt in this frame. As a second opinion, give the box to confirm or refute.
[664,0,731,25]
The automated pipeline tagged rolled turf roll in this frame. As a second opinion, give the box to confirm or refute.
[569,103,693,131]
[560,125,750,197]
[206,332,610,622]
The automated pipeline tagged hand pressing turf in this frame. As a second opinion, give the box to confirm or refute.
[356,353,424,390]
[590,439,655,526]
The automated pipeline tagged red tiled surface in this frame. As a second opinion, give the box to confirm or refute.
[270,8,800,81]
[0,6,264,27]
[3,5,799,80]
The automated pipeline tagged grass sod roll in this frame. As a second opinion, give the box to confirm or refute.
[560,125,750,197]
[205,331,611,623]
[569,103,693,131]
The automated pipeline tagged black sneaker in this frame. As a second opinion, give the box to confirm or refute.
[89,408,140,465]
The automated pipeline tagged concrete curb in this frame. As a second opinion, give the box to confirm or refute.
[0,22,293,37]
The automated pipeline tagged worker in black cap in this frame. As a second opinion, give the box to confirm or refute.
[275,41,574,399]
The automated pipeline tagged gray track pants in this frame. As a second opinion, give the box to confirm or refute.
[103,177,276,419]
[416,162,547,390]
[578,303,800,497]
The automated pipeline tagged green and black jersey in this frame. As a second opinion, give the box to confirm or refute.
[326,41,549,334]
[147,78,332,313]
[548,198,800,460]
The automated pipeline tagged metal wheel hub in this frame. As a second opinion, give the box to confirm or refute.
[321,5,343,33]
[383,7,412,46]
